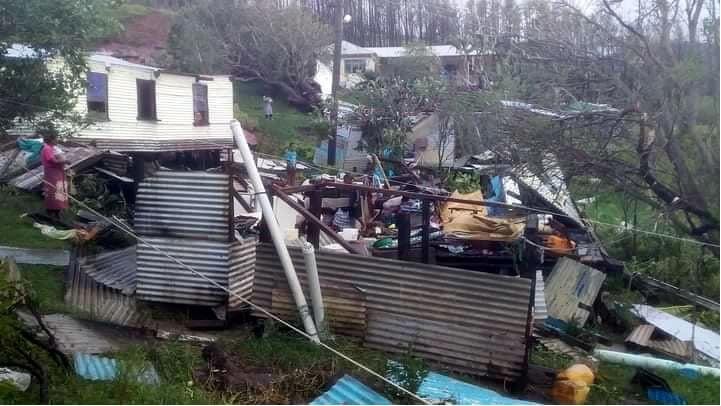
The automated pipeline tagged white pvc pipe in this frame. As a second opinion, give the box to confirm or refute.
[230,120,319,343]
[594,349,720,377]
[302,241,325,332]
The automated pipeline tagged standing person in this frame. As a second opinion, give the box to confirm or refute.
[285,142,297,186]
[262,96,273,120]
[40,128,68,219]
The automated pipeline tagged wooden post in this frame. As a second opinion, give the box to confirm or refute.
[308,190,321,249]
[397,211,411,260]
[421,200,431,264]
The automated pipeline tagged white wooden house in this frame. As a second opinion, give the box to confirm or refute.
[73,54,235,152]
[5,45,235,153]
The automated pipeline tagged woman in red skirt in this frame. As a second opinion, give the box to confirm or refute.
[40,129,68,219]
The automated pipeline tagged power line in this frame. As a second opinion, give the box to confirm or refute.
[19,162,430,404]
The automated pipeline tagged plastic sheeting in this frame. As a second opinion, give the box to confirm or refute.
[440,191,525,242]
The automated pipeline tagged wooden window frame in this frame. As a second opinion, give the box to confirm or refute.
[136,79,158,121]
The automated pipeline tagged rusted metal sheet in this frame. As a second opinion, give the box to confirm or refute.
[271,283,367,339]
[227,236,258,311]
[544,258,606,326]
[134,171,230,241]
[625,324,655,347]
[625,324,692,361]
[253,243,532,381]
[65,249,149,328]
[77,246,136,294]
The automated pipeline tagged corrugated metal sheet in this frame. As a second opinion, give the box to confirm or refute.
[66,249,149,328]
[73,353,160,383]
[272,283,367,339]
[310,375,391,405]
[534,270,547,324]
[227,236,258,311]
[253,243,532,380]
[135,171,230,241]
[41,314,118,354]
[72,137,234,152]
[77,246,136,294]
[625,324,655,347]
[544,258,606,326]
[9,146,103,191]
[415,371,538,405]
[136,237,231,305]
[649,338,692,360]
[74,353,119,380]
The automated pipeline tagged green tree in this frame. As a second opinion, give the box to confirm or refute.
[0,0,120,135]
[165,0,331,109]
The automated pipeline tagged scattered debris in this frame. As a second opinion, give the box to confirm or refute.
[155,329,215,343]
[625,324,692,361]
[0,367,32,391]
[632,304,720,364]
[310,375,391,405]
[73,353,159,384]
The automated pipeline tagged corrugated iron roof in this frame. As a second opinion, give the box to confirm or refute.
[77,246,136,294]
[253,243,532,381]
[310,375,391,405]
[625,324,655,347]
[71,136,234,152]
[41,314,118,354]
[544,258,606,326]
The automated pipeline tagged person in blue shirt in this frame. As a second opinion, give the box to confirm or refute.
[285,143,297,185]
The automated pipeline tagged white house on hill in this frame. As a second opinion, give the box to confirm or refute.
[6,45,235,153]
[74,54,234,152]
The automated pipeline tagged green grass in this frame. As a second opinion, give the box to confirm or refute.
[234,81,320,161]
[18,264,66,314]
[0,188,67,250]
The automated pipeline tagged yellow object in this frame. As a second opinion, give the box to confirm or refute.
[550,364,595,404]
[440,191,525,242]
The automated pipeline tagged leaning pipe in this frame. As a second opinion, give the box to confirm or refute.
[594,349,720,377]
[302,241,325,333]
[230,120,319,343]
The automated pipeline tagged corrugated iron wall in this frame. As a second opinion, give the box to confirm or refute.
[134,171,230,241]
[137,237,232,306]
[228,236,258,311]
[253,244,532,381]
[65,248,149,328]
